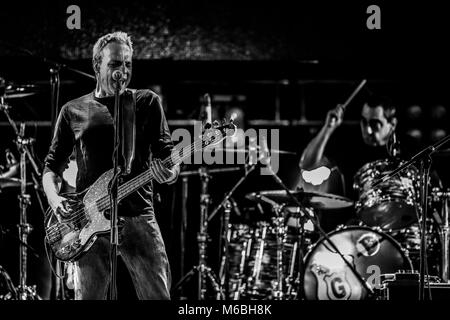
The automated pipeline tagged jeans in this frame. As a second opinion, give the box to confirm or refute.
[72,215,171,300]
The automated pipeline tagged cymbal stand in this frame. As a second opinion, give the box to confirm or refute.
[441,191,450,283]
[432,188,450,282]
[372,133,450,299]
[1,99,41,300]
[209,164,258,296]
[17,123,40,300]
[173,167,223,300]
[255,195,286,299]
[218,200,232,298]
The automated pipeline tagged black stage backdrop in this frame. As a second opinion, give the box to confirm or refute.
[1,0,450,300]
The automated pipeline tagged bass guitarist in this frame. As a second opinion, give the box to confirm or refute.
[42,31,179,300]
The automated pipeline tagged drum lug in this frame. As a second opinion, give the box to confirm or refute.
[371,226,383,233]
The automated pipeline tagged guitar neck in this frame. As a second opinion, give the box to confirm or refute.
[117,138,207,201]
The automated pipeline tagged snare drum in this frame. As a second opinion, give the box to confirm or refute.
[354,159,420,230]
[303,225,412,300]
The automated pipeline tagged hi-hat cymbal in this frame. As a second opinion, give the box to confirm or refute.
[3,83,38,99]
[0,177,22,188]
[246,189,354,210]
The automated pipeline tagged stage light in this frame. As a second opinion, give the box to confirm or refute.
[406,105,422,120]
[430,128,447,142]
[431,104,446,120]
[406,128,423,140]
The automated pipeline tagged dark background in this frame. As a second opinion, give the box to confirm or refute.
[1,0,449,299]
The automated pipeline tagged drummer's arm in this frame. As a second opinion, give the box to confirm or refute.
[299,105,344,170]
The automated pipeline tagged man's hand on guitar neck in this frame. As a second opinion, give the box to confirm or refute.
[150,159,179,185]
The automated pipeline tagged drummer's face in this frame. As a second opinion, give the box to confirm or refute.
[360,104,395,147]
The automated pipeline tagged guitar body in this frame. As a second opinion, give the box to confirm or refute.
[45,169,114,261]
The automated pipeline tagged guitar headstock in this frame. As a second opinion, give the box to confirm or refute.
[202,119,237,148]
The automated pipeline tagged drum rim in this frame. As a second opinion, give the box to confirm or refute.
[354,158,419,177]
[301,224,413,299]
[303,225,412,266]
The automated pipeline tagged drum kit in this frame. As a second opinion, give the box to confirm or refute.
[173,138,450,300]
[1,68,450,300]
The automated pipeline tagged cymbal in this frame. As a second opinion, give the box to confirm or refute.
[212,147,296,155]
[0,177,21,188]
[180,166,242,176]
[246,189,354,210]
[3,83,38,99]
[0,177,32,189]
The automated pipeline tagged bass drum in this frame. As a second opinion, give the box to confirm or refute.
[303,226,412,300]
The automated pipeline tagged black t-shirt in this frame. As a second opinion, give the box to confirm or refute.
[43,89,174,215]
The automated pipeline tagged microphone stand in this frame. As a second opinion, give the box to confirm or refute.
[108,80,122,300]
[261,154,375,299]
[372,133,450,300]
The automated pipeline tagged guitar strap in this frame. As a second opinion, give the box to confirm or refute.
[121,89,136,175]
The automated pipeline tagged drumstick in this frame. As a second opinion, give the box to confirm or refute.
[330,79,367,125]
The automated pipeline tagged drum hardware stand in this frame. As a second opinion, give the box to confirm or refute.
[254,195,287,299]
[173,167,223,300]
[431,188,450,283]
[284,206,309,300]
[1,98,43,300]
[261,153,376,299]
[218,200,232,298]
[373,133,450,299]
[209,162,258,291]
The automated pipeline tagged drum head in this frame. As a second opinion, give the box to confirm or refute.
[303,226,412,300]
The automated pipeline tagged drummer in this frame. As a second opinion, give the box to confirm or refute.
[298,94,400,200]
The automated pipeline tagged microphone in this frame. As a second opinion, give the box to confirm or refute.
[112,70,123,81]
[204,93,212,124]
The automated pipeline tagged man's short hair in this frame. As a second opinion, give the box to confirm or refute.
[365,94,396,122]
[92,31,133,71]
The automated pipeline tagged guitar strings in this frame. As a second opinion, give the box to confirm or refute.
[46,128,228,240]
[46,140,200,239]
[45,136,215,240]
